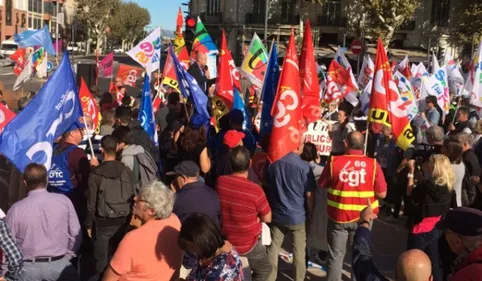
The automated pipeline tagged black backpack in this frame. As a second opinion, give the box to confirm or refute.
[462,164,477,207]
[96,166,136,219]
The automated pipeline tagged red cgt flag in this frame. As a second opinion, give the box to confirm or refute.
[117,64,143,87]
[10,48,26,76]
[299,19,321,124]
[79,77,101,131]
[368,39,414,149]
[0,103,16,134]
[162,47,181,93]
[216,30,235,108]
[268,30,304,163]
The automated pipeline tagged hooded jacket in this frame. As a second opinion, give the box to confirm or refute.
[120,145,145,172]
[86,160,135,228]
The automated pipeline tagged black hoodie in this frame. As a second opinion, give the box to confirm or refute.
[85,160,135,229]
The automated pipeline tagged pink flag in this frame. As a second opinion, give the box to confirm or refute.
[53,40,62,54]
[100,52,114,78]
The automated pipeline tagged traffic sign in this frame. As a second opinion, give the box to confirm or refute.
[351,39,363,55]
[47,61,53,72]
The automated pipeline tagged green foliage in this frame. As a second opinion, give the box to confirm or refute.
[108,2,151,45]
[75,0,119,39]
[455,3,482,48]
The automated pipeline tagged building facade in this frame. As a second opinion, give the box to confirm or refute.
[189,0,472,61]
[0,0,28,42]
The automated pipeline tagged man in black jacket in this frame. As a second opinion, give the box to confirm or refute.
[85,135,136,276]
[188,51,216,116]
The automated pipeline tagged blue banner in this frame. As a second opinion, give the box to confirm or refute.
[0,51,83,172]
[260,42,279,139]
[233,89,252,131]
[138,74,158,145]
[15,26,56,56]
[169,44,210,128]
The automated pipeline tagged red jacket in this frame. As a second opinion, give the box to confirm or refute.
[450,246,482,281]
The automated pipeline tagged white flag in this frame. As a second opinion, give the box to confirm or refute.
[432,53,440,74]
[36,50,47,79]
[334,46,359,93]
[13,53,33,90]
[469,40,482,108]
[394,71,418,121]
[127,27,161,78]
[423,65,450,115]
[444,53,465,96]
[357,55,374,90]
[411,62,429,92]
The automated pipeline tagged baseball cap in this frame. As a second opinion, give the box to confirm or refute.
[230,109,244,125]
[166,161,200,177]
[437,207,482,236]
[223,130,245,148]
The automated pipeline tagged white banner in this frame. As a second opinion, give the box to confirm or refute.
[394,71,418,121]
[357,55,374,90]
[303,120,333,156]
[127,27,161,77]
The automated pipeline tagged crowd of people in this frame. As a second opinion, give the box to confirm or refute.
[1,49,482,281]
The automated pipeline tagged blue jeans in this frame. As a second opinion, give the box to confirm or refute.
[407,228,442,281]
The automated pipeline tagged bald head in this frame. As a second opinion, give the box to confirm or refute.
[196,51,207,66]
[346,131,364,150]
[396,249,432,281]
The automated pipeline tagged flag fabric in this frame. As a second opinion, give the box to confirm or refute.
[170,45,210,127]
[423,66,450,115]
[469,40,482,108]
[10,48,26,76]
[161,47,181,92]
[359,80,373,115]
[357,55,375,90]
[232,89,252,131]
[334,46,359,93]
[13,29,36,43]
[15,26,56,56]
[79,77,101,131]
[410,62,429,93]
[260,41,280,140]
[116,64,143,87]
[0,103,16,134]
[398,55,411,79]
[176,7,184,34]
[100,52,114,78]
[174,8,190,69]
[138,74,158,144]
[191,17,218,58]
[240,33,269,90]
[127,27,161,77]
[0,51,83,172]
[432,53,440,73]
[53,40,62,54]
[393,71,418,121]
[368,39,414,150]
[323,59,355,104]
[445,53,465,96]
[268,30,303,163]
[216,30,235,108]
[33,48,47,79]
[13,53,33,90]
[299,19,321,125]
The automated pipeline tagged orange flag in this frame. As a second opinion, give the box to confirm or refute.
[268,30,303,163]
[216,30,235,108]
[176,7,184,34]
[174,7,190,69]
[368,39,414,149]
[79,77,101,131]
[299,19,321,124]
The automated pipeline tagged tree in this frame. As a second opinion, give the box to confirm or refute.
[355,0,418,47]
[455,2,482,54]
[108,2,150,51]
[75,0,120,54]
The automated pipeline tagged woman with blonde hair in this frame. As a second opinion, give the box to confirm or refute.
[406,154,455,281]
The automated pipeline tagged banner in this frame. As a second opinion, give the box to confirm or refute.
[299,19,321,125]
[260,41,280,140]
[100,52,114,78]
[240,33,269,89]
[268,31,303,163]
[393,71,418,121]
[303,120,333,156]
[410,62,429,93]
[357,55,374,90]
[116,64,143,87]
[161,47,181,92]
[323,59,354,103]
[15,26,56,56]
[79,77,101,131]
[216,30,235,108]
[469,40,482,108]
[423,66,450,115]
[0,51,83,172]
[432,53,440,74]
[0,103,16,134]
[191,17,218,58]
[127,27,161,77]
[138,75,157,144]
[13,53,33,90]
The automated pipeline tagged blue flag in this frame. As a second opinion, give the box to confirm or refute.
[138,74,158,145]
[260,42,279,139]
[169,44,210,128]
[16,26,56,56]
[0,51,83,172]
[233,89,252,131]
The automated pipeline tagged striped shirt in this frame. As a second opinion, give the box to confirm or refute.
[216,175,271,255]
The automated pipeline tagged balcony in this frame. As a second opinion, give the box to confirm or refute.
[399,20,416,31]
[200,13,222,25]
[318,15,346,28]
[245,13,300,25]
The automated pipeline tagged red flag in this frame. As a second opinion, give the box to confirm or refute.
[322,59,353,103]
[109,81,117,94]
[79,78,101,130]
[99,52,114,78]
[10,48,26,76]
[368,39,414,149]
[398,56,412,79]
[176,7,184,34]
[116,64,143,87]
[161,47,181,92]
[299,20,321,124]
[152,96,162,113]
[0,103,16,134]
[216,30,235,108]
[268,30,303,163]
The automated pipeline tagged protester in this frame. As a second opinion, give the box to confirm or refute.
[102,182,183,281]
[112,126,158,189]
[323,102,338,121]
[0,218,23,281]
[85,135,136,276]
[188,51,215,95]
[443,138,466,207]
[449,107,472,135]
[328,107,354,156]
[425,95,441,126]
[216,146,272,281]
[406,154,454,280]
[121,96,133,108]
[318,131,387,281]
[456,132,480,207]
[438,207,482,280]
[156,92,181,133]
[178,213,243,281]
[99,92,118,114]
[177,124,211,175]
[6,163,82,281]
[116,86,127,105]
[265,141,316,281]
[99,109,116,136]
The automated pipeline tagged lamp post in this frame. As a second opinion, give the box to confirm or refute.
[264,0,268,43]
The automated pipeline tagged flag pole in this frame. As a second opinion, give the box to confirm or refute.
[82,115,95,159]
[364,120,369,156]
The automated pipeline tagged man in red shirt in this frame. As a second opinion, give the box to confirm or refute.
[216,146,272,281]
[318,131,387,281]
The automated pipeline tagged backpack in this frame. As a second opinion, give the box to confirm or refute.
[96,165,135,219]
[132,151,159,191]
[462,164,477,207]
[47,145,77,194]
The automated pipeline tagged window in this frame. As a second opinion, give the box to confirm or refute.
[28,16,32,28]
[206,0,220,16]
[319,0,342,27]
[28,0,32,11]
[252,0,266,23]
[6,0,12,26]
[281,0,296,24]
[431,0,450,27]
[44,2,53,15]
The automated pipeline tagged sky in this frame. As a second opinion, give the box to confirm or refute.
[129,0,187,32]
